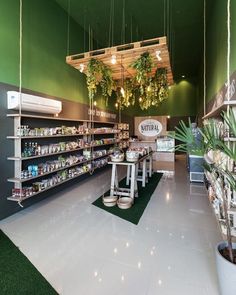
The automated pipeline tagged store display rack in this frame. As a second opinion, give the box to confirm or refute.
[6,113,129,204]
[203,102,236,241]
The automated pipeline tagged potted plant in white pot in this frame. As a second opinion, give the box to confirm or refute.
[172,108,236,295]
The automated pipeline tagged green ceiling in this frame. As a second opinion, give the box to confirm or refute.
[55,0,214,81]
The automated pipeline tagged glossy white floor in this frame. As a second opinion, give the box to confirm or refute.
[0,156,222,295]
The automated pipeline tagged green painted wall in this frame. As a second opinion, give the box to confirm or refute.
[122,78,198,117]
[0,0,88,104]
[206,0,236,102]
[0,0,199,117]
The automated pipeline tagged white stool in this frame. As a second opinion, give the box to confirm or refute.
[126,157,147,188]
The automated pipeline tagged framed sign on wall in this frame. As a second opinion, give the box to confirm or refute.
[135,116,167,141]
[138,119,163,137]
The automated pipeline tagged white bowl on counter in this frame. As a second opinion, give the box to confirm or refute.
[110,153,124,162]
[126,150,139,162]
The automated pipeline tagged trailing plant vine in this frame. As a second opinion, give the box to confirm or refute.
[86,58,114,103]
[85,52,169,110]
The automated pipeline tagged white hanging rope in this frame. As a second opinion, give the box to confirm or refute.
[66,0,71,56]
[167,0,169,46]
[109,0,112,46]
[121,0,126,44]
[130,15,133,42]
[19,0,23,204]
[83,6,87,52]
[112,0,114,46]
[169,0,172,65]
[227,0,231,102]
[203,0,206,115]
[19,0,23,115]
[164,0,166,36]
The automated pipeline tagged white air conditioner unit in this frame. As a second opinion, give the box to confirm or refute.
[7,91,62,115]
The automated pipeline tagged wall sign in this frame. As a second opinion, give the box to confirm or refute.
[88,108,117,120]
[138,119,162,137]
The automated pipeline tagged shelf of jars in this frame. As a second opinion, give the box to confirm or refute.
[116,123,130,149]
[203,111,236,240]
[6,113,117,125]
[207,187,236,241]
[6,112,128,203]
[7,138,120,161]
[7,158,109,202]
[7,125,120,139]
[8,149,111,184]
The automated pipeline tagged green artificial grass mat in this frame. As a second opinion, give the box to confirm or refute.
[0,230,58,295]
[92,172,163,224]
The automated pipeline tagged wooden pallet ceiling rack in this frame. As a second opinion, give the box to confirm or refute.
[66,37,174,85]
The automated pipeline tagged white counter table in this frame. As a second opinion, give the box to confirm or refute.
[108,152,153,200]
[129,140,175,172]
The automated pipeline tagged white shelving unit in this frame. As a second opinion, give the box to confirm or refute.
[116,123,130,150]
[6,113,125,203]
[203,102,236,241]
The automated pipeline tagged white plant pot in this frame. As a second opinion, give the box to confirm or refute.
[215,241,236,295]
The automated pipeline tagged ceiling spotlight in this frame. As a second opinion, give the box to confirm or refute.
[155,50,162,61]
[111,54,117,64]
[93,100,97,106]
[79,63,85,73]
[120,87,125,97]
[181,75,185,78]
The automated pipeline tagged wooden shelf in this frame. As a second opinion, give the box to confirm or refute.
[7,146,88,161]
[8,152,111,183]
[7,159,90,183]
[6,114,126,204]
[7,134,86,139]
[7,113,117,125]
[203,100,236,119]
[223,137,236,142]
[66,37,174,85]
[7,164,109,202]
[7,131,119,140]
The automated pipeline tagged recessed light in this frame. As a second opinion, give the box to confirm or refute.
[181,75,185,78]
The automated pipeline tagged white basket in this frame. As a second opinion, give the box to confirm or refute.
[110,154,124,162]
[117,197,133,209]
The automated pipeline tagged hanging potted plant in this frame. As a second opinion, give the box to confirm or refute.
[86,58,114,103]
[116,78,136,108]
[171,109,236,295]
[154,68,169,103]
[130,52,169,109]
[100,64,114,105]
[131,52,153,104]
[86,58,103,100]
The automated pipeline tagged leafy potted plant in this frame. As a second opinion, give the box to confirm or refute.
[172,108,236,295]
[130,52,169,110]
[86,58,114,104]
